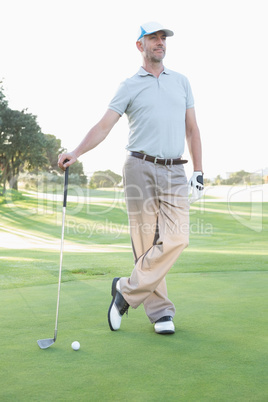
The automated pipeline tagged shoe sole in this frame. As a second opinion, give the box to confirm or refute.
[155,329,175,335]
[108,277,120,331]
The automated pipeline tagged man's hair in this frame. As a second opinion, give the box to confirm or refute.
[138,37,145,45]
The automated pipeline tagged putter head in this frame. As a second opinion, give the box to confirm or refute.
[37,338,55,349]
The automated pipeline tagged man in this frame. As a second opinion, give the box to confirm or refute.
[58,21,204,335]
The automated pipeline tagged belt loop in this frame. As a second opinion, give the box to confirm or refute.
[154,157,158,165]
[170,159,173,166]
[165,159,167,166]
[142,154,146,164]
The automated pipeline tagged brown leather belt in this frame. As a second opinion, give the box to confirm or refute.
[128,151,188,166]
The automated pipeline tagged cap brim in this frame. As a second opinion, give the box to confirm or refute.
[144,28,174,38]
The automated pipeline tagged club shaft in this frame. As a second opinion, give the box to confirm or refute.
[37,166,69,349]
[54,206,66,340]
[54,167,69,341]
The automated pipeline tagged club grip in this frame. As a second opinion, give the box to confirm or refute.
[63,166,69,207]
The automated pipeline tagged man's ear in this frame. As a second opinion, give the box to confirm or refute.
[136,40,143,52]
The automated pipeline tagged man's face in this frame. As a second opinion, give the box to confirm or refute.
[140,30,167,63]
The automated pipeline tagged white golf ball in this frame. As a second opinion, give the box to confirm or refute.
[71,341,80,351]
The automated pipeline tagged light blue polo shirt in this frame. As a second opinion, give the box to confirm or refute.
[108,66,194,159]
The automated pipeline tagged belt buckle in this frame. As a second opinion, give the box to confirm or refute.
[154,157,158,164]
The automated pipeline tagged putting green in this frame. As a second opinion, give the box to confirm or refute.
[1,273,267,401]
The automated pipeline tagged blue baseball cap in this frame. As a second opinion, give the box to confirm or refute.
[137,21,174,41]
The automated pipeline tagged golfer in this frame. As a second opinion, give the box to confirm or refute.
[58,21,204,335]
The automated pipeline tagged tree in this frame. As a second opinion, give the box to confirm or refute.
[0,84,8,191]
[0,83,8,115]
[225,170,251,185]
[89,169,122,188]
[0,107,48,190]
[214,174,223,185]
[43,135,87,183]
[44,134,64,171]
[0,85,87,191]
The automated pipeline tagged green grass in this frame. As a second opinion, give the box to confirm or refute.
[21,184,125,199]
[0,192,268,401]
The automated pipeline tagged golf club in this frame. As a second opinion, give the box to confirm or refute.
[37,165,69,349]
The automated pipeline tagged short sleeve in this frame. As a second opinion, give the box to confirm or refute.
[108,81,130,116]
[186,78,194,109]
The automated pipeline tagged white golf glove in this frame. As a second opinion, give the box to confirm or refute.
[188,171,204,204]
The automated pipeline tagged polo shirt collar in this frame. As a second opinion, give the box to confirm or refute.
[138,66,170,76]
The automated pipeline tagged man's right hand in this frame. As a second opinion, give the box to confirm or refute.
[58,152,78,171]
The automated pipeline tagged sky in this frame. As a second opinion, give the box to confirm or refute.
[1,0,268,180]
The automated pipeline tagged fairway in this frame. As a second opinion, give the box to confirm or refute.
[1,190,268,401]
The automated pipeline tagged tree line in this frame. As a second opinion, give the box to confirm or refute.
[210,170,264,186]
[0,84,86,194]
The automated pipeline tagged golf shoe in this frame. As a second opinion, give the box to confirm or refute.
[108,277,129,331]
[154,316,175,334]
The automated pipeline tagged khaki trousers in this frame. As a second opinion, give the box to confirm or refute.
[120,155,189,323]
